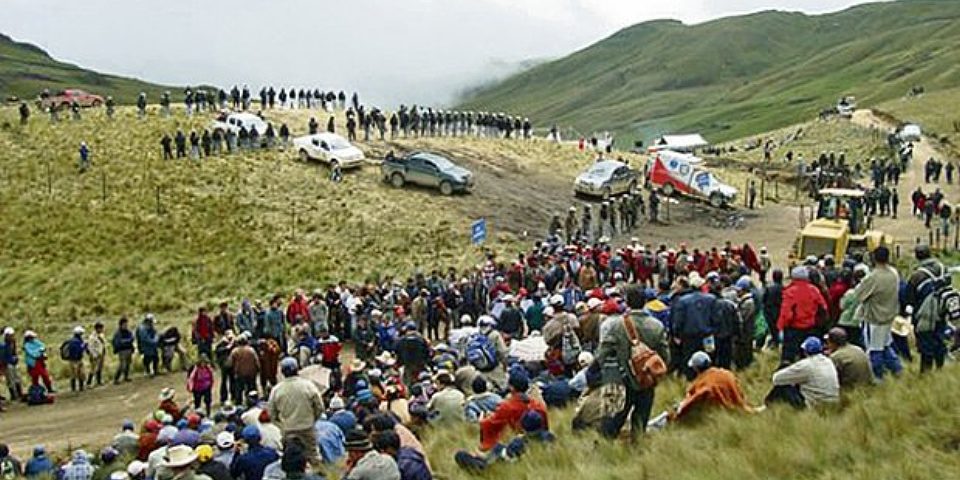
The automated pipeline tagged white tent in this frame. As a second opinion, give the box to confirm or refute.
[655,134,709,153]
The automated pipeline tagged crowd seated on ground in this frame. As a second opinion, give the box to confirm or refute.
[1,230,955,477]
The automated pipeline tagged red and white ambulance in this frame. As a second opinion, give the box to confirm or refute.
[647,150,738,208]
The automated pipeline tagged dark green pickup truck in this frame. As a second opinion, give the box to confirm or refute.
[381,151,475,195]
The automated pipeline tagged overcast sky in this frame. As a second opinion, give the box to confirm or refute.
[0,0,882,107]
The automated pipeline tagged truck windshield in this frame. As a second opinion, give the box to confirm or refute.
[801,237,836,258]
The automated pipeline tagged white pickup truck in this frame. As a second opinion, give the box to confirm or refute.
[292,133,365,168]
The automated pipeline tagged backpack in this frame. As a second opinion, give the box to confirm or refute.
[466,332,498,372]
[26,383,52,406]
[560,324,582,365]
[622,317,667,389]
[60,339,83,361]
[0,457,17,480]
[938,287,960,323]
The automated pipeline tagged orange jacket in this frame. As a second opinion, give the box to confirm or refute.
[676,368,752,419]
[479,393,548,451]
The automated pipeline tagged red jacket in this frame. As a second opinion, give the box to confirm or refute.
[827,279,850,322]
[777,279,827,332]
[479,393,548,451]
[286,298,311,324]
[193,314,214,342]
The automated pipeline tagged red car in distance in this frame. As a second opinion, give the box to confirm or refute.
[37,89,105,109]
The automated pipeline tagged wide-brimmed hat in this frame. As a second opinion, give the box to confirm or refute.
[162,445,198,468]
[159,388,176,402]
[375,351,396,366]
[350,358,367,371]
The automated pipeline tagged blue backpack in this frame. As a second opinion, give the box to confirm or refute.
[466,332,497,372]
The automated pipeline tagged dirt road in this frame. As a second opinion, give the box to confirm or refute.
[851,110,959,247]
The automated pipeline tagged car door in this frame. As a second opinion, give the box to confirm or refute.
[406,156,428,186]
[610,166,628,193]
[420,159,442,188]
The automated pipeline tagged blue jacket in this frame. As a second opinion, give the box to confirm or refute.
[112,328,135,354]
[136,323,159,356]
[64,335,86,361]
[397,447,432,480]
[669,289,716,337]
[0,341,16,366]
[25,456,55,478]
[230,444,279,480]
[23,339,46,368]
[313,420,345,464]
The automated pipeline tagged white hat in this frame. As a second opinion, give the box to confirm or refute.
[215,432,235,450]
[159,387,176,402]
[501,294,515,302]
[110,472,130,480]
[127,461,147,477]
[162,445,198,468]
[459,314,473,325]
[587,298,603,310]
[549,294,565,307]
[2,327,13,336]
[73,326,85,335]
[543,306,556,318]
[24,330,37,338]
[577,351,595,366]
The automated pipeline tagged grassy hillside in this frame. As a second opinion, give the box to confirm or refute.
[0,33,176,104]
[877,86,960,156]
[459,0,960,145]
[0,105,638,339]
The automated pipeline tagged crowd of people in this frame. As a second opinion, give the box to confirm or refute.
[3,221,956,478]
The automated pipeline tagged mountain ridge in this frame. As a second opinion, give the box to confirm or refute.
[458,0,960,144]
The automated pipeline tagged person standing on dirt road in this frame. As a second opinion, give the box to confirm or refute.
[268,357,325,469]
[1,327,24,401]
[112,316,135,384]
[23,330,55,392]
[748,181,758,210]
[137,314,160,377]
[86,321,106,388]
[63,326,88,392]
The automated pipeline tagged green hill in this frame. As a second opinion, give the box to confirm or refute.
[459,0,960,145]
[0,33,177,104]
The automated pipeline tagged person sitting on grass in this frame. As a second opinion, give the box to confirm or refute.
[453,368,549,468]
[454,409,554,471]
[766,337,839,409]
[650,351,758,429]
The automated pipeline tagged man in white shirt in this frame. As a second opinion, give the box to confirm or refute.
[766,337,839,408]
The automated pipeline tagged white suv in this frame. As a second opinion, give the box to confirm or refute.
[211,112,269,135]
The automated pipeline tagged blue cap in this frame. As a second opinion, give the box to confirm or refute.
[241,425,261,442]
[735,276,753,291]
[801,337,823,355]
[122,419,135,431]
[520,410,544,432]
[280,356,299,374]
[33,445,45,456]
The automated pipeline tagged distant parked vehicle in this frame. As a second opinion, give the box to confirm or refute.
[573,160,640,199]
[210,112,268,135]
[897,123,922,142]
[292,133,365,168]
[37,89,104,109]
[382,151,474,195]
[837,96,857,118]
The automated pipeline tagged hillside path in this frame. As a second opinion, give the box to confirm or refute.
[852,110,959,246]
